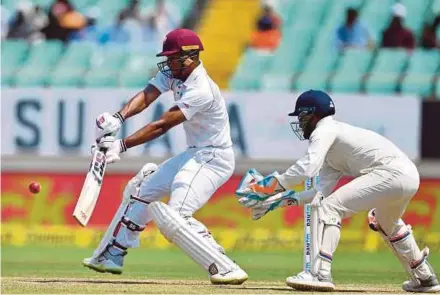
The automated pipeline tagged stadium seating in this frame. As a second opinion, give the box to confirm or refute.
[364,49,409,94]
[401,50,440,95]
[2,0,439,97]
[119,53,157,87]
[15,40,64,87]
[83,46,128,87]
[330,49,373,93]
[294,47,339,91]
[227,0,438,98]
[1,40,29,87]
[229,49,273,91]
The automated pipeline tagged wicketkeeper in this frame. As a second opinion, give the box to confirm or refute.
[237,90,439,293]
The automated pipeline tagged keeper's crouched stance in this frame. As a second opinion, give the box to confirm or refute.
[237,90,439,293]
[82,28,247,285]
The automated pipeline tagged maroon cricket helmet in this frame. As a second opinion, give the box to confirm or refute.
[156,28,204,57]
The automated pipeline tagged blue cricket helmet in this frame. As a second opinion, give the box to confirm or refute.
[289,90,336,117]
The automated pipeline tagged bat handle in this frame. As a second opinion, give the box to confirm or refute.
[96,133,113,154]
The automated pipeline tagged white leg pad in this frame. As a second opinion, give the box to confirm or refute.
[148,202,237,275]
[185,216,225,254]
[312,206,341,277]
[91,163,158,259]
[368,209,434,281]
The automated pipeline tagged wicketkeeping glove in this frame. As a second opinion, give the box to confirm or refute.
[250,190,299,220]
[237,172,285,201]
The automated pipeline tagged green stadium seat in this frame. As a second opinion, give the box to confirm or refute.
[123,53,157,72]
[361,0,394,40]
[80,46,128,87]
[273,0,297,27]
[400,0,431,35]
[119,71,151,88]
[228,77,261,91]
[370,49,409,74]
[260,75,291,91]
[433,0,440,14]
[265,29,313,76]
[1,68,15,87]
[229,49,273,91]
[406,50,440,75]
[14,69,48,87]
[400,74,435,96]
[71,0,98,12]
[401,50,439,95]
[1,40,29,73]
[83,69,119,87]
[25,40,65,70]
[294,48,338,91]
[48,68,85,87]
[58,41,97,70]
[89,46,129,71]
[290,0,329,32]
[13,41,65,87]
[1,0,16,11]
[95,0,129,25]
[330,49,373,92]
[365,49,409,94]
[119,53,157,88]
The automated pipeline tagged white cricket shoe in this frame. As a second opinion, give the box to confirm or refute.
[286,271,335,291]
[210,267,248,285]
[402,276,440,293]
[82,256,123,275]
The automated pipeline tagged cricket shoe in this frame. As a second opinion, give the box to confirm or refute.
[402,276,440,293]
[210,267,248,285]
[286,271,335,291]
[82,246,127,275]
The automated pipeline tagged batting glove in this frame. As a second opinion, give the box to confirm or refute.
[91,136,127,164]
[95,112,124,141]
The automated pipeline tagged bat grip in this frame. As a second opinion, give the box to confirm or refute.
[99,147,108,153]
[97,133,113,154]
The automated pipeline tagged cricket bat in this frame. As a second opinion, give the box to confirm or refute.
[73,147,108,226]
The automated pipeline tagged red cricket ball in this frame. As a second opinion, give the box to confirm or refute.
[29,181,41,194]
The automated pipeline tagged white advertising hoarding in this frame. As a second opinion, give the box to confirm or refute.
[1,89,421,161]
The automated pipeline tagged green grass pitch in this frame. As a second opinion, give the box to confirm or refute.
[2,246,439,294]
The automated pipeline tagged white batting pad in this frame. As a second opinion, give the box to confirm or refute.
[92,197,130,259]
[148,202,236,275]
[92,163,158,259]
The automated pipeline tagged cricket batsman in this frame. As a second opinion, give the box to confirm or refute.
[82,28,248,285]
[237,90,439,292]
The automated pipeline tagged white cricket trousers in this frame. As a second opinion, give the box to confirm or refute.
[322,158,420,235]
[116,146,235,249]
[316,159,437,282]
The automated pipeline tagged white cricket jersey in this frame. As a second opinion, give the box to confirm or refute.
[149,62,232,149]
[276,116,414,196]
